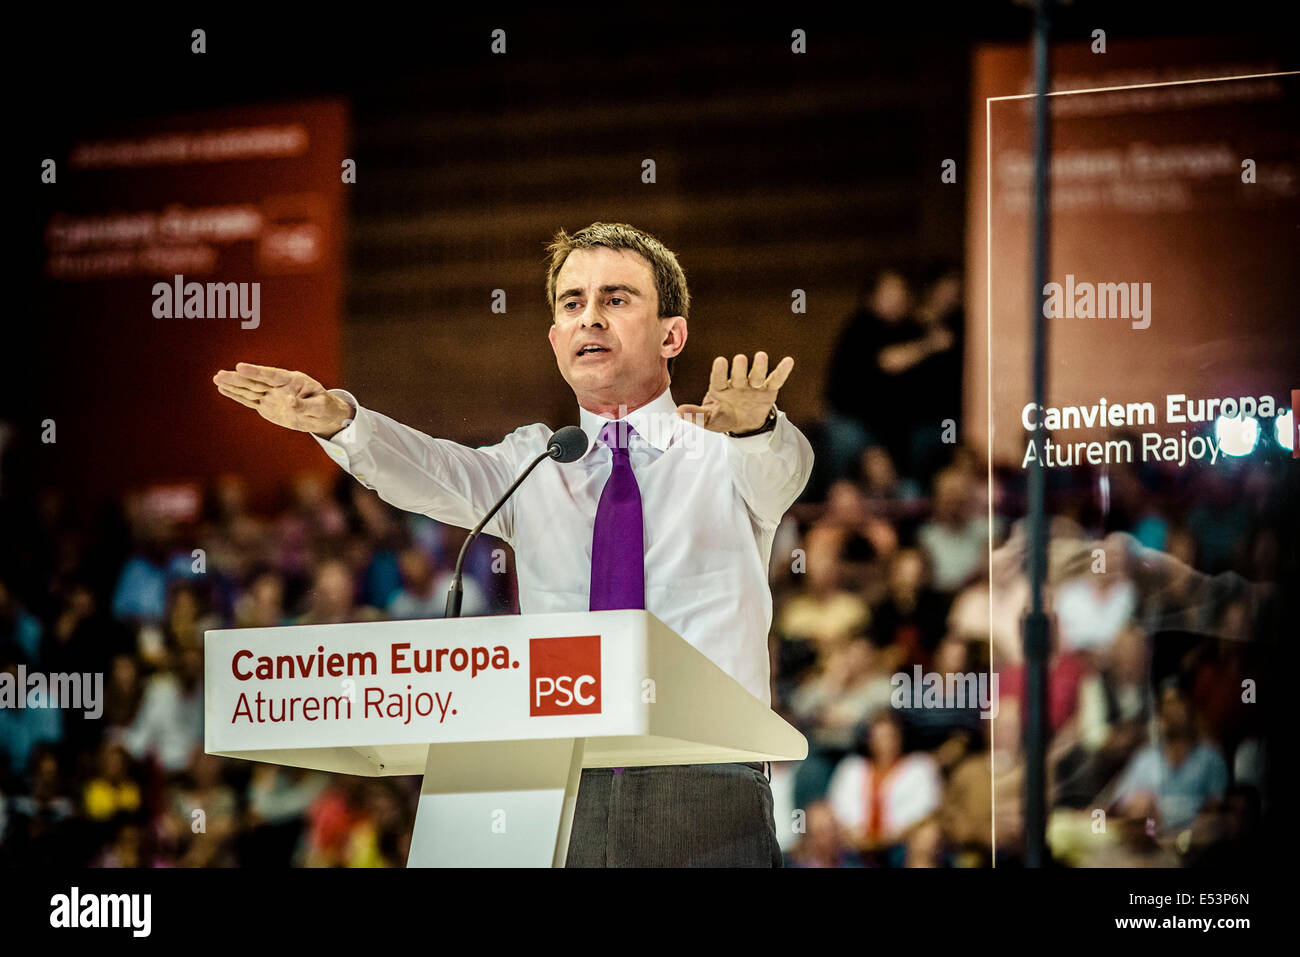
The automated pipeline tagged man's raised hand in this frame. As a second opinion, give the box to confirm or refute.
[676,351,794,434]
[212,363,353,437]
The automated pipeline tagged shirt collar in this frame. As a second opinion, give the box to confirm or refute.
[577,384,682,458]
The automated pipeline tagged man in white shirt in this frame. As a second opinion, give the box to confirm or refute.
[213,222,815,866]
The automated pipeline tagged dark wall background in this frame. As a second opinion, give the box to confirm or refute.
[16,6,1284,505]
[339,35,967,441]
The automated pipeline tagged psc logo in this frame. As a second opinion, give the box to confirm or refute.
[530,634,601,716]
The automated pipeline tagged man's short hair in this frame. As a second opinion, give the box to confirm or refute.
[545,222,689,377]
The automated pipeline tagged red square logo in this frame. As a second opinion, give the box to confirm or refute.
[530,634,601,716]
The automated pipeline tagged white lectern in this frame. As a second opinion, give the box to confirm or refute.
[205,609,807,867]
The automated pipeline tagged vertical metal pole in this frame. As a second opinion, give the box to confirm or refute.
[1023,0,1052,868]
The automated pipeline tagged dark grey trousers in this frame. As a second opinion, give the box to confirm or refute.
[563,762,782,867]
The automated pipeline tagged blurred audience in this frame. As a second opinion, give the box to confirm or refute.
[0,259,1283,868]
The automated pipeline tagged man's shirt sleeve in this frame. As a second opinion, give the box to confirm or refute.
[310,389,525,541]
[725,406,815,527]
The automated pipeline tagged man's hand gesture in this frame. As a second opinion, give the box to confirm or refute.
[213,363,353,437]
[676,351,794,434]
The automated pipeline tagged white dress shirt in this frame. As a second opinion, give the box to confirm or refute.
[311,384,814,705]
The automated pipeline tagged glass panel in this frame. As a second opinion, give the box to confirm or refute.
[985,72,1296,866]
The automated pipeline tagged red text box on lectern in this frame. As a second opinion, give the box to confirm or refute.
[530,635,601,716]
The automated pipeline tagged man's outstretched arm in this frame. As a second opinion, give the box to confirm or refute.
[213,362,523,538]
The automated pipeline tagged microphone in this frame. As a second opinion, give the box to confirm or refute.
[444,425,590,617]
[548,424,589,463]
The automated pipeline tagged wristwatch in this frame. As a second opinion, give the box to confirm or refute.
[728,406,778,438]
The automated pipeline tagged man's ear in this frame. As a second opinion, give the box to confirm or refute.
[661,315,687,358]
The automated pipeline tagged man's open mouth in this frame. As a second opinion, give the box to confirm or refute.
[576,344,610,356]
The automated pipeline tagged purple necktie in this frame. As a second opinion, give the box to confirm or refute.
[589,420,645,612]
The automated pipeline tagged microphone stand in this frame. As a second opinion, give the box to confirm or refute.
[443,448,556,619]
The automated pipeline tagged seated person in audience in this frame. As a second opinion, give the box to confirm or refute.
[387,547,487,619]
[788,636,897,753]
[940,738,994,867]
[784,799,866,868]
[827,710,942,862]
[820,479,899,576]
[295,558,382,625]
[1052,624,1150,809]
[82,742,143,825]
[870,547,950,661]
[858,445,923,506]
[902,815,945,868]
[775,525,870,651]
[916,467,987,593]
[1053,539,1137,655]
[120,643,205,775]
[894,635,987,752]
[1107,678,1228,837]
[233,567,292,628]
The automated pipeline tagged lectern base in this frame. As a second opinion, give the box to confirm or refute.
[407,737,585,867]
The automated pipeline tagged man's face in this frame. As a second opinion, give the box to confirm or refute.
[547,246,682,406]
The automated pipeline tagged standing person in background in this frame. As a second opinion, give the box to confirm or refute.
[825,266,957,483]
[905,262,963,484]
[824,267,912,483]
